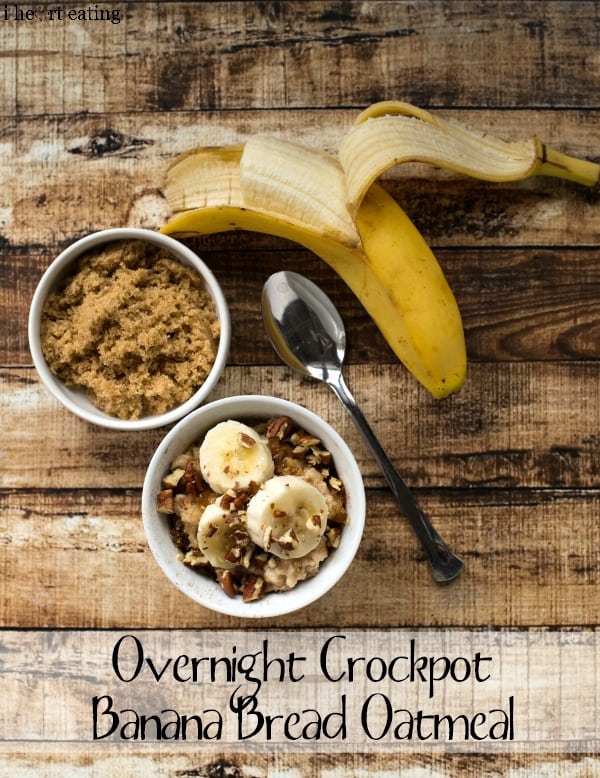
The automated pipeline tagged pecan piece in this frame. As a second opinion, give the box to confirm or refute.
[242,574,265,602]
[290,431,321,449]
[267,416,292,440]
[306,514,322,533]
[157,489,175,514]
[233,491,251,511]
[238,432,256,448]
[249,550,268,570]
[225,546,243,564]
[216,570,237,598]
[219,491,235,510]
[277,528,299,551]
[176,460,206,497]
[328,476,343,492]
[326,526,342,549]
[161,467,185,489]
[262,526,273,551]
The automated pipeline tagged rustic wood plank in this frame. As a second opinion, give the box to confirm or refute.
[0,745,598,777]
[1,2,598,115]
[0,486,598,628]
[0,109,597,249]
[0,629,598,750]
[2,0,598,768]
[1,363,597,490]
[4,242,599,366]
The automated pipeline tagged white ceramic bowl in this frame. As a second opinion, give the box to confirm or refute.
[28,228,230,431]
[141,395,366,618]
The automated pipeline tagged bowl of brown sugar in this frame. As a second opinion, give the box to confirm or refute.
[29,228,230,430]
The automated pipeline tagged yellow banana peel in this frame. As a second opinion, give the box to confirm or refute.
[341,100,599,210]
[161,102,599,399]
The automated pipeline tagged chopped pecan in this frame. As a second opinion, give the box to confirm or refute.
[306,514,322,532]
[328,476,343,492]
[157,489,175,514]
[290,430,321,449]
[326,526,342,549]
[241,546,254,568]
[262,526,273,551]
[267,416,292,440]
[238,432,256,448]
[161,467,185,489]
[249,550,268,570]
[307,448,332,467]
[225,546,243,564]
[232,528,249,544]
[233,491,250,511]
[277,528,299,550]
[242,574,265,602]
[176,460,206,497]
[216,570,237,598]
[219,492,235,509]
[246,480,260,497]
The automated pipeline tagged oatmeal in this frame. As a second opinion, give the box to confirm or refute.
[156,415,347,602]
[40,239,219,419]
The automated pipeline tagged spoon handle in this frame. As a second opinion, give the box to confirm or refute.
[329,373,464,583]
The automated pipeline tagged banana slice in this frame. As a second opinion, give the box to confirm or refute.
[197,502,251,569]
[199,420,274,493]
[246,475,328,559]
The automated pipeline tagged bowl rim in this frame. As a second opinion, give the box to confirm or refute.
[141,394,366,619]
[28,227,231,431]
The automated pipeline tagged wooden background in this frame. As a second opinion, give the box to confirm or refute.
[1,0,599,774]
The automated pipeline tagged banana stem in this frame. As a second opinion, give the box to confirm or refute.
[536,143,600,186]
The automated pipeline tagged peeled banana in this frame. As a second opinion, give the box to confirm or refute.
[162,136,466,397]
[161,102,599,399]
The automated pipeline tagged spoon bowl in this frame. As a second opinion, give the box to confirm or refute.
[262,270,464,583]
[262,271,345,377]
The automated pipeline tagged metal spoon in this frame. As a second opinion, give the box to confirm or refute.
[262,270,464,583]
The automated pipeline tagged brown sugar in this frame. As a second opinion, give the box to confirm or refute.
[40,239,220,419]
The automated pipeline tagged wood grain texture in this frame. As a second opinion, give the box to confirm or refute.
[2,1,599,114]
[4,243,599,366]
[1,0,599,768]
[1,485,598,629]
[0,745,598,777]
[1,110,597,249]
[2,362,598,490]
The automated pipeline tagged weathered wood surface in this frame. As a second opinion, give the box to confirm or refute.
[1,0,599,771]
[0,746,598,778]
[2,110,598,250]
[3,244,600,365]
[2,363,598,490]
[2,484,599,628]
[2,1,599,114]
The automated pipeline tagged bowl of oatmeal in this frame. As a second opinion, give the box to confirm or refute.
[28,228,230,430]
[141,395,366,618]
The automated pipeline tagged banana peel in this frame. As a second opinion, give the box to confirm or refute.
[163,136,466,398]
[161,102,599,399]
[341,101,599,210]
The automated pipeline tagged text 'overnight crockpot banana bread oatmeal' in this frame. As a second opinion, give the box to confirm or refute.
[156,415,348,603]
[40,239,219,419]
